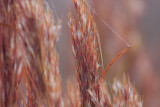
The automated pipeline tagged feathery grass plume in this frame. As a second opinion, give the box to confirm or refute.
[88,75,143,107]
[15,0,62,106]
[1,0,62,106]
[88,82,112,107]
[0,0,24,106]
[68,0,101,106]
[69,0,143,107]
[0,0,143,106]
[112,76,143,107]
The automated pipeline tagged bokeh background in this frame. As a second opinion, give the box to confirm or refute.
[47,0,160,106]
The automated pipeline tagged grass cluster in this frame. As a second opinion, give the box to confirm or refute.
[0,0,142,107]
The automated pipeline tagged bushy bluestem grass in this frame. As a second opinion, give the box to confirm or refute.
[0,0,142,107]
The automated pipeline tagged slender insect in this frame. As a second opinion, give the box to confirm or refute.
[83,0,134,79]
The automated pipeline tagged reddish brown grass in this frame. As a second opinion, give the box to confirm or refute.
[0,0,142,107]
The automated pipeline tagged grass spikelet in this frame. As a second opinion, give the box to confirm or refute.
[69,0,100,106]
[88,82,112,107]
[0,0,23,106]
[112,76,143,107]
[15,0,62,106]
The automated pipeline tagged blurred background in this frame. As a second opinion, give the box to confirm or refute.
[47,0,160,106]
